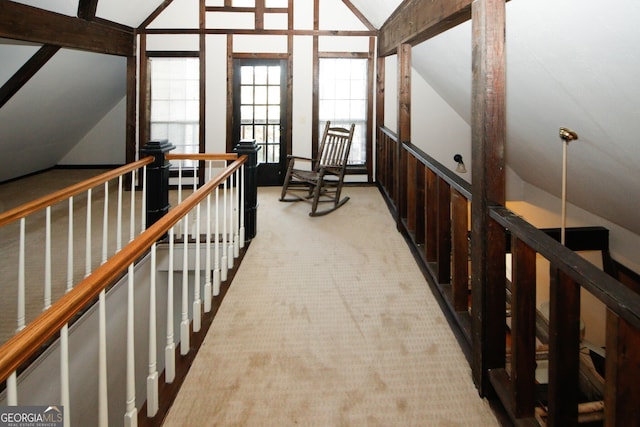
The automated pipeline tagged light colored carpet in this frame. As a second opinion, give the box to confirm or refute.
[162,186,499,426]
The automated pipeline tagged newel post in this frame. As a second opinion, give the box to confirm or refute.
[233,139,259,240]
[140,139,175,228]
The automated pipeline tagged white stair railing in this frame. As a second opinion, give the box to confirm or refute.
[0,154,248,427]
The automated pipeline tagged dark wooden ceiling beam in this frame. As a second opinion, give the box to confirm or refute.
[0,45,60,109]
[77,0,99,20]
[378,0,472,57]
[0,1,134,56]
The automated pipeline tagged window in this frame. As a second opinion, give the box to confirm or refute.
[149,57,200,168]
[319,58,368,166]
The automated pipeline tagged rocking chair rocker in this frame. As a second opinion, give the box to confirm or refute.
[280,121,355,216]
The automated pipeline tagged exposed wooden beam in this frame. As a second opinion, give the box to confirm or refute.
[77,0,99,20]
[396,44,411,226]
[141,28,375,37]
[378,0,472,57]
[126,55,137,165]
[0,44,59,109]
[0,1,134,56]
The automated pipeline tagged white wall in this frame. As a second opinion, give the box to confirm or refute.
[410,67,471,179]
[292,36,314,159]
[205,35,228,153]
[383,55,397,133]
[60,97,127,165]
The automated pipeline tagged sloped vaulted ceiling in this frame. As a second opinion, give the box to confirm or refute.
[357,0,640,237]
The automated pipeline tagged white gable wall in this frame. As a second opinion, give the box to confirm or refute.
[143,0,371,168]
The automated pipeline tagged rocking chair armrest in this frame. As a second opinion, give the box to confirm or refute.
[286,154,317,163]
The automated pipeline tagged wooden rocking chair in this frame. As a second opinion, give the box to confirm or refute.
[280,121,355,216]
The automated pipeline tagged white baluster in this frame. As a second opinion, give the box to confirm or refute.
[165,227,176,383]
[193,172,201,332]
[193,199,201,332]
[141,165,147,233]
[147,243,159,417]
[7,371,17,405]
[181,210,190,356]
[98,289,108,427]
[102,182,109,265]
[221,179,228,281]
[240,164,245,248]
[117,175,123,252]
[129,171,135,242]
[213,187,221,296]
[60,324,70,427]
[44,206,52,310]
[204,184,212,313]
[67,197,74,293]
[227,174,234,270]
[124,264,137,427]
[86,188,92,278]
[233,169,240,258]
[178,163,183,239]
[17,218,26,331]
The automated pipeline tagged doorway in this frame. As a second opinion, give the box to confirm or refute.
[232,59,287,186]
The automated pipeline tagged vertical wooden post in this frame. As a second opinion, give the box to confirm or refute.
[376,56,385,185]
[396,43,411,226]
[126,54,137,164]
[470,0,507,395]
[451,189,469,311]
[407,155,417,232]
[605,309,640,426]
[133,35,146,166]
[437,177,451,283]
[199,0,206,184]
[367,37,375,182]
[425,168,438,263]
[511,237,536,418]
[547,268,580,426]
[415,162,426,245]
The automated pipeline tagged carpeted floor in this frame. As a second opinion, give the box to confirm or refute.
[162,186,499,426]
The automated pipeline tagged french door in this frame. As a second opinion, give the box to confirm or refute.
[232,59,287,186]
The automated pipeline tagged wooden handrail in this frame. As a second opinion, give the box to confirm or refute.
[490,205,640,330]
[0,155,247,383]
[0,157,154,227]
[379,126,397,141]
[166,153,238,161]
[402,141,472,200]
